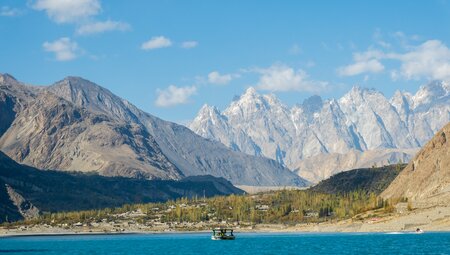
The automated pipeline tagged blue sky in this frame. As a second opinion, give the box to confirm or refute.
[1,1,450,123]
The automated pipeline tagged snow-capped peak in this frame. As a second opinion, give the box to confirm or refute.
[195,104,222,120]
[224,87,279,118]
[189,80,450,183]
[243,86,258,97]
[412,80,450,109]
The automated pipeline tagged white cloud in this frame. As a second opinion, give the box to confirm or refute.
[76,20,130,35]
[155,85,197,107]
[337,59,384,76]
[32,0,130,36]
[1,6,22,17]
[207,71,238,85]
[141,36,172,50]
[32,0,101,24]
[43,37,79,61]
[337,39,450,81]
[353,49,385,62]
[255,64,328,92]
[389,40,450,80]
[337,49,385,76]
[181,41,198,49]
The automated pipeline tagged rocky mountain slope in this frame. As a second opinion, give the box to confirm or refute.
[310,164,405,195]
[189,81,450,182]
[0,151,244,223]
[381,121,450,207]
[0,74,307,187]
[295,148,416,182]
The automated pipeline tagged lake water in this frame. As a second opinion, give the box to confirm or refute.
[1,232,450,255]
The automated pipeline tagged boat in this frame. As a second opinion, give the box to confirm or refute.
[415,228,424,234]
[211,228,236,240]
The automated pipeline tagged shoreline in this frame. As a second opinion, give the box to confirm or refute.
[2,204,450,238]
[0,230,212,238]
[2,229,450,238]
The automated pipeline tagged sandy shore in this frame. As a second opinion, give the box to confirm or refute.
[274,204,450,233]
[2,204,450,237]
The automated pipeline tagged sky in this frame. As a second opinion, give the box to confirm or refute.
[1,0,450,124]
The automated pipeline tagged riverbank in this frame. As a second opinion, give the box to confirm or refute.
[2,204,450,237]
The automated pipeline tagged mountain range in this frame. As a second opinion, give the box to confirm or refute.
[0,73,307,187]
[189,81,450,182]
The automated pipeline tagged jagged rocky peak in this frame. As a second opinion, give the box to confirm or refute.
[48,76,141,123]
[192,104,228,127]
[49,76,107,102]
[242,86,259,98]
[391,90,412,103]
[338,86,390,115]
[225,87,265,117]
[390,90,412,113]
[343,85,364,97]
[225,87,287,118]
[233,87,285,107]
[412,80,450,108]
[301,95,323,113]
[64,76,104,88]
[234,87,264,104]
[0,73,19,86]
[197,104,221,117]
[344,85,386,100]
[49,76,97,105]
[422,80,450,94]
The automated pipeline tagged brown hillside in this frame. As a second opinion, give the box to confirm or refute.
[381,122,450,207]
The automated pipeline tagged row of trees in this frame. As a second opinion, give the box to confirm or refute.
[10,189,398,227]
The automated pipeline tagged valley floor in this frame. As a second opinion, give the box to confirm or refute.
[2,204,450,237]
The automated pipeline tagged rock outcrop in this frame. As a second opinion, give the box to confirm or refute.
[5,184,40,219]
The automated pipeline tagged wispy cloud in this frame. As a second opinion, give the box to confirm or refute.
[207,71,239,85]
[337,49,385,76]
[338,40,450,81]
[76,20,130,35]
[255,63,328,92]
[1,6,22,17]
[155,85,197,107]
[141,36,172,50]
[32,0,101,24]
[392,31,421,49]
[43,37,79,61]
[181,41,198,49]
[373,29,391,48]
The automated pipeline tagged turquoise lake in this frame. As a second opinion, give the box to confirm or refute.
[1,232,450,254]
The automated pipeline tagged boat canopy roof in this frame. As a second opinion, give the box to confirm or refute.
[213,228,233,231]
